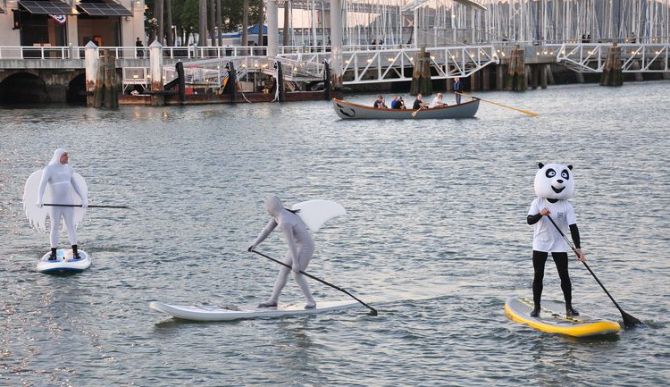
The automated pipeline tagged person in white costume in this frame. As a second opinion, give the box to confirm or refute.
[37,149,88,260]
[527,163,586,318]
[248,196,316,309]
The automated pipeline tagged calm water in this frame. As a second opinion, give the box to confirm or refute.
[1,82,669,386]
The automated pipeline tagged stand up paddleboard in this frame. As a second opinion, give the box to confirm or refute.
[149,300,361,322]
[37,249,91,274]
[504,296,621,337]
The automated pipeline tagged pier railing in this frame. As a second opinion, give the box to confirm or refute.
[556,43,670,73]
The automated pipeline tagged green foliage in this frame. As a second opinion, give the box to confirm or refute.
[145,0,264,35]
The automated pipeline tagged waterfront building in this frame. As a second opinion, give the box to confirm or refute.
[0,0,146,48]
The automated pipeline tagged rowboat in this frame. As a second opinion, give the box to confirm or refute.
[332,97,479,119]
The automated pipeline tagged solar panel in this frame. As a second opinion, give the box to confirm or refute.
[19,1,73,15]
[78,1,132,17]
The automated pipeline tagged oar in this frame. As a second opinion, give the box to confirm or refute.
[456,92,539,117]
[411,106,425,118]
[545,215,643,329]
[251,249,378,316]
[44,203,132,209]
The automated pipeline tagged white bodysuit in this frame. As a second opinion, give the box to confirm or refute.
[37,149,88,248]
[252,196,316,307]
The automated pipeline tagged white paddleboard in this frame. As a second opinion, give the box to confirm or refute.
[37,249,91,274]
[149,300,361,321]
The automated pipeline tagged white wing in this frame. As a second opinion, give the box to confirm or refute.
[291,200,346,233]
[23,170,88,231]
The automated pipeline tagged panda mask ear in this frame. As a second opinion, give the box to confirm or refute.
[538,162,544,169]
[567,165,573,170]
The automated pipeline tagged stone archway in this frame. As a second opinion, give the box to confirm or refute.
[0,72,50,105]
[67,73,87,105]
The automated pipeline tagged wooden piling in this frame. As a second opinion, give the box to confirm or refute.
[530,64,538,90]
[545,64,554,85]
[470,70,479,91]
[600,43,623,87]
[496,64,504,91]
[410,47,432,96]
[92,49,118,109]
[504,47,526,92]
[276,61,286,102]
[481,67,490,91]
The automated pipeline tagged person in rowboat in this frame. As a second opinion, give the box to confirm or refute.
[36,149,88,261]
[412,94,428,110]
[428,93,448,108]
[527,163,586,318]
[373,95,387,109]
[248,196,316,309]
[453,77,463,104]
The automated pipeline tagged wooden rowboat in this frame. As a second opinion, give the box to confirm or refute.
[332,97,480,119]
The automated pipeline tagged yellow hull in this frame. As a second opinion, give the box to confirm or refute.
[504,296,621,337]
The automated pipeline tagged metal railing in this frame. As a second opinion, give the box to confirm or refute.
[556,43,670,73]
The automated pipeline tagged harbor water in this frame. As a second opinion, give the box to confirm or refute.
[1,82,669,385]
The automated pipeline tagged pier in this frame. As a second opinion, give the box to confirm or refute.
[1,0,669,105]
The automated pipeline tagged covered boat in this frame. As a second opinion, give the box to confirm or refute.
[332,97,479,119]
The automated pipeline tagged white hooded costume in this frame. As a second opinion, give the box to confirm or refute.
[250,196,316,308]
[30,149,88,248]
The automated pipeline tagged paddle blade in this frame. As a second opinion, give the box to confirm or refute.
[291,200,346,232]
[621,311,644,329]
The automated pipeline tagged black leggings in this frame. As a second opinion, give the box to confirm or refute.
[532,250,572,308]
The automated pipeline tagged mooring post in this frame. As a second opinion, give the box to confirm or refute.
[149,40,165,106]
[103,50,118,109]
[84,41,99,107]
[600,43,623,87]
[275,61,285,102]
[410,47,432,96]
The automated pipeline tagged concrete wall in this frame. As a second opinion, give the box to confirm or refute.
[0,3,21,46]
[0,68,85,103]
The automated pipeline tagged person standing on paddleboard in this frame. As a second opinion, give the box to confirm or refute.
[36,149,88,261]
[527,163,586,318]
[248,195,317,309]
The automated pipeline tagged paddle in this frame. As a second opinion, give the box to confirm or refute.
[545,215,643,329]
[44,203,132,209]
[456,92,539,117]
[251,249,378,316]
[411,106,425,118]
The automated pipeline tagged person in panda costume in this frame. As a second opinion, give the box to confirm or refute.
[527,163,586,317]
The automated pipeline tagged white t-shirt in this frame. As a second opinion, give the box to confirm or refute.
[428,97,444,108]
[528,198,576,252]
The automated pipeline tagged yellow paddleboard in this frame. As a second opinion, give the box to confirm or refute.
[504,296,621,337]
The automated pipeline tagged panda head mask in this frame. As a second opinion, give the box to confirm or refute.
[534,163,575,200]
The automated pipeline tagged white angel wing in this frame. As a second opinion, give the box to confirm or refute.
[291,200,346,233]
[23,170,88,231]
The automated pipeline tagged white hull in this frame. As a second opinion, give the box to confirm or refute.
[37,249,91,274]
[149,300,361,321]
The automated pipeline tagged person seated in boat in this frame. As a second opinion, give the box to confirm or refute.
[412,94,428,110]
[248,196,316,310]
[390,96,406,110]
[428,93,448,109]
[373,95,387,109]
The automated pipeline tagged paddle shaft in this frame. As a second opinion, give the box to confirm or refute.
[251,249,378,315]
[455,92,538,117]
[545,215,642,328]
[44,203,131,209]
